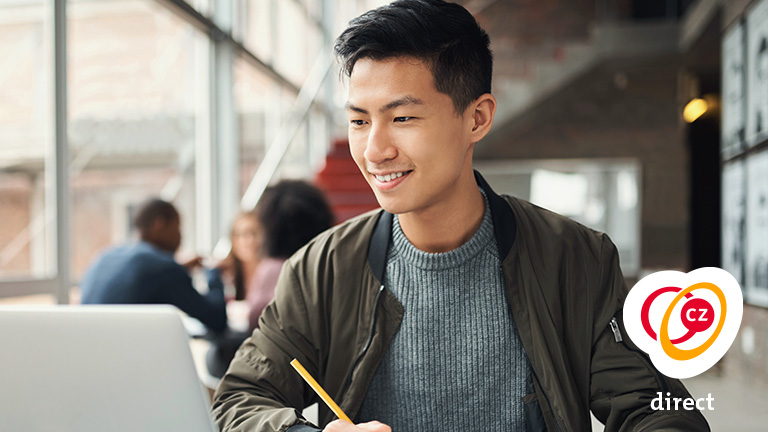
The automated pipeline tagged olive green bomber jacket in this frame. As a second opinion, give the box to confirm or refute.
[212,171,710,432]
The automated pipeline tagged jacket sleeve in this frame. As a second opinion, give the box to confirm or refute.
[212,261,321,432]
[589,235,711,432]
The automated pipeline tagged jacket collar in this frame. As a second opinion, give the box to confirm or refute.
[367,170,516,284]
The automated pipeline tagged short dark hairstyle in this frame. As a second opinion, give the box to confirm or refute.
[133,198,178,234]
[334,0,493,113]
[256,180,334,259]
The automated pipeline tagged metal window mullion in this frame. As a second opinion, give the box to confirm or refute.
[213,0,239,244]
[194,31,215,254]
[269,0,279,70]
[154,0,299,94]
[153,0,333,123]
[322,0,335,161]
[52,0,70,304]
[213,43,239,243]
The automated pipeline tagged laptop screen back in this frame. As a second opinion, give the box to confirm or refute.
[0,305,216,432]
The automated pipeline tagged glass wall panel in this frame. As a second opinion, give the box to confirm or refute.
[309,105,329,172]
[2,0,340,301]
[235,0,273,65]
[0,0,54,280]
[275,0,322,86]
[476,160,642,277]
[235,57,275,197]
[274,85,306,179]
[68,0,205,282]
[301,0,323,24]
[236,0,320,87]
[187,0,212,17]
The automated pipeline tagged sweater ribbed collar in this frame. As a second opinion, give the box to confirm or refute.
[389,189,496,271]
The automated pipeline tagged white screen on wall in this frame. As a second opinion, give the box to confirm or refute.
[746,0,768,146]
[745,150,768,307]
[722,22,746,158]
[722,160,746,287]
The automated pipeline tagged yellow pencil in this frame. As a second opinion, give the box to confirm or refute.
[290,358,352,423]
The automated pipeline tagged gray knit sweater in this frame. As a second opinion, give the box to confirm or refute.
[356,191,529,431]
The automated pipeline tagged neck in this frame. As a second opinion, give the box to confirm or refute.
[397,171,485,253]
[141,237,173,254]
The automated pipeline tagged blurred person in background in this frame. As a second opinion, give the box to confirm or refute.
[80,198,227,332]
[203,211,264,379]
[206,180,333,378]
[221,211,263,301]
[246,180,334,331]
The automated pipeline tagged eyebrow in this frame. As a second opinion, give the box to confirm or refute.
[345,96,425,115]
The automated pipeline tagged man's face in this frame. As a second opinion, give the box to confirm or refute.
[346,57,475,216]
[153,215,182,253]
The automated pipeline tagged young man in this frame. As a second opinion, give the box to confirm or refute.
[212,1,710,431]
[81,198,227,332]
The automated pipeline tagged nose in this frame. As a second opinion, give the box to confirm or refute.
[363,123,397,164]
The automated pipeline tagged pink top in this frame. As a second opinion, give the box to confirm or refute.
[246,257,285,331]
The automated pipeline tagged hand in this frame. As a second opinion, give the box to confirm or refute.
[323,420,391,432]
[180,255,203,271]
[214,252,236,276]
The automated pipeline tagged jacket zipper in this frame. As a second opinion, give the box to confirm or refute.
[529,367,563,432]
[542,388,564,432]
[347,285,385,387]
[608,316,670,394]
[500,264,563,432]
[609,317,623,342]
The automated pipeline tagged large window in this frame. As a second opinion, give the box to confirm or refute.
[234,0,324,87]
[235,56,277,197]
[0,0,54,284]
[67,0,206,281]
[0,0,339,303]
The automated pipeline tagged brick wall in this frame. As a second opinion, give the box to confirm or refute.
[0,174,32,276]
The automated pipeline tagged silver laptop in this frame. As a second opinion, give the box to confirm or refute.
[0,305,217,432]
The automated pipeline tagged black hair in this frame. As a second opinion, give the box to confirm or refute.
[256,180,334,259]
[133,198,178,234]
[334,0,493,113]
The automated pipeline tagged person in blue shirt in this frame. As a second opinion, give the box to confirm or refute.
[80,198,227,332]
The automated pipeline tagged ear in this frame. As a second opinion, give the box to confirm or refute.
[467,93,496,143]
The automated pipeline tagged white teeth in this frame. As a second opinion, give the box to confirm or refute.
[374,171,408,183]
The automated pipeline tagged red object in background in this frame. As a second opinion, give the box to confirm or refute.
[315,138,380,224]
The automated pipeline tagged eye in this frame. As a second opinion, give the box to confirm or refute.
[393,116,414,122]
[350,120,367,126]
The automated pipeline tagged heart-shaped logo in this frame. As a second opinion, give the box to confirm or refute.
[623,267,743,379]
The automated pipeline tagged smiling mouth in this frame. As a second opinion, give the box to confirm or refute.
[372,170,412,183]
